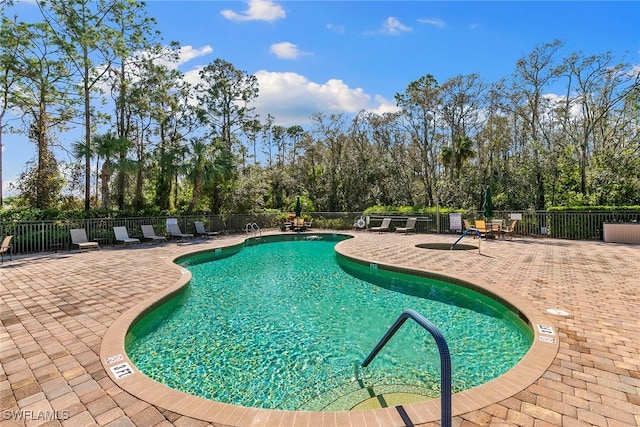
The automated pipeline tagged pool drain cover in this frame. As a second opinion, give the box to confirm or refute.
[546,308,569,316]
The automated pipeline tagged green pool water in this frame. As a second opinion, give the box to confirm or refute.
[126,235,532,411]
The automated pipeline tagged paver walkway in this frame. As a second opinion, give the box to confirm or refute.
[1,231,639,426]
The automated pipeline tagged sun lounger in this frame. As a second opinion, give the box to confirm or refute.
[168,223,194,240]
[113,226,140,245]
[370,217,392,232]
[395,217,417,233]
[141,225,167,243]
[194,221,219,238]
[70,229,99,251]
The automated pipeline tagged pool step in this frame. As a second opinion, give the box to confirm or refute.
[297,380,437,411]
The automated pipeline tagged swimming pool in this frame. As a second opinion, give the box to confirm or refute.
[125,234,533,411]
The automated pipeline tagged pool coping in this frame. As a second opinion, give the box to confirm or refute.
[99,232,559,426]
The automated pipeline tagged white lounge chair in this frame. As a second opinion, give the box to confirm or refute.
[194,221,218,238]
[370,217,392,233]
[168,223,194,240]
[113,226,140,245]
[70,229,99,251]
[141,225,167,243]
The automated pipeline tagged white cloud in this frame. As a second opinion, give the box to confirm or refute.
[270,42,310,60]
[418,18,446,28]
[326,23,345,34]
[182,66,205,88]
[128,45,213,73]
[370,95,401,116]
[221,0,285,22]
[381,17,412,35]
[176,45,214,66]
[252,70,399,125]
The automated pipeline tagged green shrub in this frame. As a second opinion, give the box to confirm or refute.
[313,217,352,230]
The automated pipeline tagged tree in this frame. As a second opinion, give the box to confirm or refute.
[260,114,275,167]
[16,151,63,209]
[193,59,259,212]
[105,2,174,210]
[39,0,123,210]
[395,74,442,206]
[309,112,348,211]
[500,39,566,209]
[562,50,639,198]
[0,14,31,207]
[286,125,305,166]
[441,136,476,179]
[439,74,485,182]
[92,132,131,208]
[242,118,262,166]
[10,21,75,208]
[195,58,259,151]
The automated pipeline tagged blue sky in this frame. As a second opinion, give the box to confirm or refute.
[3,0,639,197]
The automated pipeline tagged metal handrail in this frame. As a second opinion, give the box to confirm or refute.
[361,309,452,427]
[245,222,261,238]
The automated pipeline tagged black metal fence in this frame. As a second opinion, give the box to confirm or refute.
[0,214,280,255]
[1,210,638,256]
[364,210,640,240]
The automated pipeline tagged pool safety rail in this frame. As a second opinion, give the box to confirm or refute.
[245,222,261,238]
[451,228,483,253]
[361,309,452,427]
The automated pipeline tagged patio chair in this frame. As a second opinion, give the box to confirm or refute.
[168,223,194,240]
[292,217,306,232]
[70,229,100,252]
[113,226,140,246]
[141,225,167,243]
[474,220,488,234]
[395,217,417,234]
[303,218,313,229]
[1,235,13,263]
[194,221,219,238]
[370,217,392,233]
[500,220,519,240]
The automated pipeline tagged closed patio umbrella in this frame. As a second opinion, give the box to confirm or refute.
[294,197,302,218]
[483,186,494,219]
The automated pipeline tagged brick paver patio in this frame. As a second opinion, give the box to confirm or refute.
[1,231,639,426]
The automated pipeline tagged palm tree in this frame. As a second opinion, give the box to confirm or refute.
[183,138,235,212]
[442,136,476,179]
[92,132,131,209]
